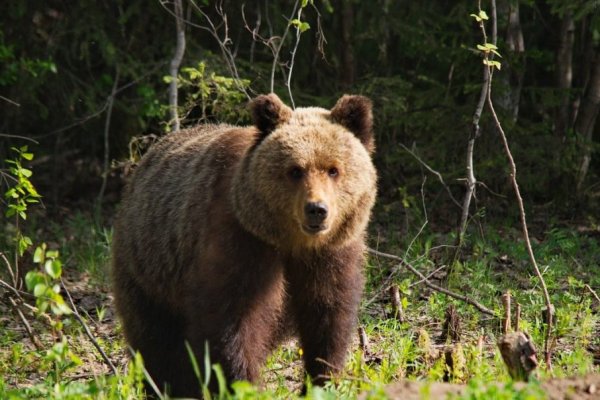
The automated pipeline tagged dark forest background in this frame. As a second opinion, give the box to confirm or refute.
[1,0,599,226]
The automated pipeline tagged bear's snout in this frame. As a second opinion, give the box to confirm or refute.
[303,201,329,233]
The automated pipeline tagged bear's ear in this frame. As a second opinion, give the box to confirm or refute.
[330,95,374,153]
[250,93,293,138]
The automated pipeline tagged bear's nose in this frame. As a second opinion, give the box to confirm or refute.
[304,202,328,223]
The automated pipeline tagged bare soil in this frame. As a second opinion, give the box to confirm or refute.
[377,374,600,400]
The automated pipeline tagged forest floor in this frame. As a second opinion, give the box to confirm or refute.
[1,204,600,399]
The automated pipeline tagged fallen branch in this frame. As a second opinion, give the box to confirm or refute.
[1,254,43,350]
[584,284,600,304]
[368,248,495,316]
[7,296,43,350]
[61,279,117,375]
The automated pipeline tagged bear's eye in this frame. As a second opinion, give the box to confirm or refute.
[328,167,339,178]
[288,166,304,180]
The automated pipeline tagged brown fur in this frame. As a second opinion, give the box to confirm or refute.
[111,94,377,397]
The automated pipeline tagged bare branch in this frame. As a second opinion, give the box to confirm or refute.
[270,0,299,94]
[8,297,43,350]
[61,279,118,375]
[0,133,38,143]
[454,0,498,260]
[486,61,553,368]
[399,143,461,208]
[159,0,250,99]
[168,0,186,132]
[34,61,166,139]
[286,6,303,108]
[98,67,120,206]
[368,248,495,316]
[404,176,429,258]
[584,284,600,304]
[0,95,20,107]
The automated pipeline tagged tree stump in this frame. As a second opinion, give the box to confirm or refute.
[498,331,538,381]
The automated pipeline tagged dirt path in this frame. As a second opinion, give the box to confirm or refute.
[376,374,600,399]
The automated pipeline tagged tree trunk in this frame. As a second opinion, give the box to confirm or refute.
[554,12,574,140]
[339,0,355,89]
[496,0,525,122]
[168,0,186,133]
[575,53,600,192]
[571,15,595,126]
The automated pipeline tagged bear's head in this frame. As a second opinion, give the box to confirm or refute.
[232,93,377,252]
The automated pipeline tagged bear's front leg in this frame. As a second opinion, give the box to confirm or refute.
[287,243,366,386]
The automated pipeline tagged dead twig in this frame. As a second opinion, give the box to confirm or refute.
[7,296,43,350]
[35,61,166,139]
[584,284,600,304]
[501,291,511,335]
[61,279,117,375]
[0,95,20,107]
[368,248,495,316]
[0,133,38,142]
[160,0,250,99]
[486,47,553,369]
[389,285,405,322]
[98,67,120,206]
[409,264,446,288]
[486,75,553,367]
[1,253,43,349]
[286,4,303,108]
[358,326,370,352]
[399,143,461,208]
[270,0,299,94]
[404,176,429,258]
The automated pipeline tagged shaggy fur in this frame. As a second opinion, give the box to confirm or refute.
[111,93,377,397]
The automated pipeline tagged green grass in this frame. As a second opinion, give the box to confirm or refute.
[1,211,599,399]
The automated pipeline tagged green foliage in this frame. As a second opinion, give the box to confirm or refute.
[0,31,57,86]
[174,61,251,127]
[3,146,40,256]
[25,244,72,321]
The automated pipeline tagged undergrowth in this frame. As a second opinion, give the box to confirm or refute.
[1,207,599,399]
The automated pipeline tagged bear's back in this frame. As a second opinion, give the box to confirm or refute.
[112,124,258,303]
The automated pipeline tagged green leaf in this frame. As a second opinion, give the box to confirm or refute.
[25,271,44,291]
[19,168,32,178]
[469,13,482,22]
[479,10,489,20]
[33,282,47,297]
[21,152,34,161]
[33,246,45,263]
[483,59,502,70]
[299,22,310,33]
[46,250,59,259]
[51,299,72,315]
[45,259,62,279]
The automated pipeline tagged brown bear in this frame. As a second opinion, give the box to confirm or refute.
[111,93,377,397]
